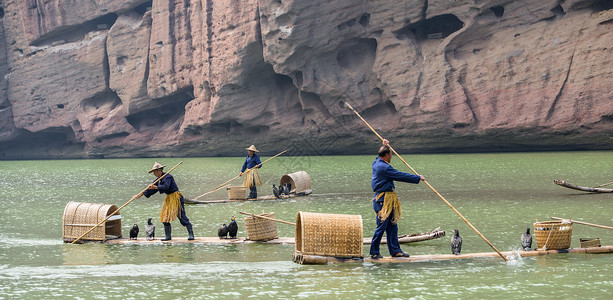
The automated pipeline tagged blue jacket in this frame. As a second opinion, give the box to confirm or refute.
[241,154,262,172]
[371,156,420,194]
[143,173,179,197]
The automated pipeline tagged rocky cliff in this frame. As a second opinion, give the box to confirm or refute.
[1,0,612,159]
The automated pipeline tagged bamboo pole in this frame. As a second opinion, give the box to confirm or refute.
[71,161,183,244]
[239,211,296,226]
[192,149,288,200]
[594,180,613,188]
[345,102,508,261]
[551,217,613,230]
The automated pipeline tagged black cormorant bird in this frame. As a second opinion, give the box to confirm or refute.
[273,184,281,199]
[145,218,155,240]
[283,183,291,195]
[129,222,139,240]
[228,216,238,239]
[450,229,462,255]
[521,226,532,251]
[218,224,229,239]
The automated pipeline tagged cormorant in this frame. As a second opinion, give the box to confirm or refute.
[228,216,238,239]
[450,229,462,255]
[218,224,229,239]
[129,222,139,240]
[521,226,532,251]
[145,218,155,241]
[273,184,281,199]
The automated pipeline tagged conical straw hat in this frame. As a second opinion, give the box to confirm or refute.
[148,162,166,173]
[245,145,259,152]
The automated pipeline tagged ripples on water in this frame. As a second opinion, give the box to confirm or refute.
[0,153,612,298]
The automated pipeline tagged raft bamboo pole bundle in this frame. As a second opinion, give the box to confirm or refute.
[345,102,508,261]
[294,245,613,265]
[551,217,613,230]
[71,161,183,244]
[192,149,288,200]
[239,211,296,226]
[553,179,613,193]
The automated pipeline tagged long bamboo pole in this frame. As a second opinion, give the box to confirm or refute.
[593,180,613,188]
[192,149,288,200]
[345,102,508,261]
[239,211,296,226]
[551,217,613,230]
[71,161,183,244]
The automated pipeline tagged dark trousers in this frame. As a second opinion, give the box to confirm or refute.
[249,179,257,199]
[369,200,402,256]
[163,196,191,227]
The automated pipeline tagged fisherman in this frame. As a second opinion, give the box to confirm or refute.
[134,162,194,241]
[370,139,424,259]
[239,145,263,199]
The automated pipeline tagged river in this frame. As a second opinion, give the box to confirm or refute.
[0,151,611,298]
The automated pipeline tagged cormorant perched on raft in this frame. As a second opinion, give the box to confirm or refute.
[521,227,532,251]
[228,216,238,239]
[273,184,281,199]
[451,229,462,255]
[218,224,229,239]
[145,218,155,241]
[130,222,139,240]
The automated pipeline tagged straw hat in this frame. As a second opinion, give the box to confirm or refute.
[148,162,166,173]
[245,145,259,152]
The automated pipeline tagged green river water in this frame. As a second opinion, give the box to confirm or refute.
[0,152,611,299]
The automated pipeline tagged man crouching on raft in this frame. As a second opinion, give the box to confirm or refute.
[370,139,424,259]
[134,162,195,241]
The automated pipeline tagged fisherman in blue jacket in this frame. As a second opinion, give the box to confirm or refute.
[135,162,194,241]
[370,139,424,259]
[239,145,263,199]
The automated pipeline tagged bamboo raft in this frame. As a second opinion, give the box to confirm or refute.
[293,245,613,265]
[103,228,445,245]
[554,180,613,193]
[184,192,309,204]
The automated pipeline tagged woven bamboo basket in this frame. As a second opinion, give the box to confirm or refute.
[280,171,312,194]
[227,186,247,200]
[244,212,278,241]
[533,221,572,250]
[295,211,363,258]
[62,201,122,242]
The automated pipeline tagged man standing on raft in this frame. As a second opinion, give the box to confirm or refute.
[135,162,194,241]
[239,145,263,199]
[370,140,424,259]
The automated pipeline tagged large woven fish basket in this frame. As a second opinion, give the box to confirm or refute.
[533,220,572,250]
[62,201,122,242]
[227,186,247,200]
[295,211,363,258]
[280,171,312,194]
[244,212,278,241]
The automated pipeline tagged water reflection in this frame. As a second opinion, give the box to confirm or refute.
[62,243,111,265]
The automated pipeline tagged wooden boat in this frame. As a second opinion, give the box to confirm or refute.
[103,228,445,245]
[553,180,613,193]
[293,245,613,264]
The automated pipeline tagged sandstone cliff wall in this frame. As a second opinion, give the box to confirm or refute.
[0,0,612,159]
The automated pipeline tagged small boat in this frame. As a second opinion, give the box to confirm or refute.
[293,245,613,264]
[553,180,613,193]
[103,228,445,245]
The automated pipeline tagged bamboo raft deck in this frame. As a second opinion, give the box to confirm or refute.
[293,245,613,264]
[103,228,445,245]
[184,193,307,204]
[554,179,613,193]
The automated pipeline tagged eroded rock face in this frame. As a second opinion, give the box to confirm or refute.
[0,0,612,159]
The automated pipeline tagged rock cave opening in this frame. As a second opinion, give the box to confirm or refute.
[30,13,119,46]
[405,14,464,41]
[134,1,153,15]
[126,86,194,131]
[590,0,613,11]
[336,38,377,71]
[490,6,505,18]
